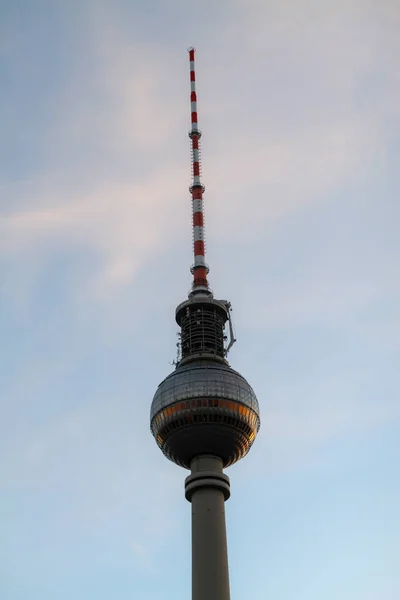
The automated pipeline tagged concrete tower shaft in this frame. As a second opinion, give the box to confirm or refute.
[186,456,231,600]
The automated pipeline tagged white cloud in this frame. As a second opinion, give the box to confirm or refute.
[206,117,380,238]
[131,541,152,571]
[2,0,398,311]
[1,5,399,598]
[251,277,382,328]
[0,167,187,298]
[250,371,400,474]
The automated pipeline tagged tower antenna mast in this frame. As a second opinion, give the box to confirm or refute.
[188,47,209,294]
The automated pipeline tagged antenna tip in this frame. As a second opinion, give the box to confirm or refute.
[188,46,196,53]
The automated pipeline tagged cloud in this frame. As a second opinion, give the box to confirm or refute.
[250,371,400,475]
[206,117,380,238]
[2,0,398,313]
[267,387,397,445]
[1,389,184,542]
[248,274,383,329]
[0,165,188,302]
[1,5,399,599]
[131,541,152,571]
[1,12,192,307]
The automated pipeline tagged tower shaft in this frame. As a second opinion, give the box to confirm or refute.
[185,455,231,600]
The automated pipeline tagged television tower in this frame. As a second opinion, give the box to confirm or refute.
[150,48,261,600]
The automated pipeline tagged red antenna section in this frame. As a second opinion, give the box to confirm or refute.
[188,47,210,295]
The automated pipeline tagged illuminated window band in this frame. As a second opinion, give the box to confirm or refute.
[151,398,259,463]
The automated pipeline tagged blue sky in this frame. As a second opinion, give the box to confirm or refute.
[1,1,399,599]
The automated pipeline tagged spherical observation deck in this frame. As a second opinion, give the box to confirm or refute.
[150,360,260,469]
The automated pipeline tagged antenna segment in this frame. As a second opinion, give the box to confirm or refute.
[188,47,210,295]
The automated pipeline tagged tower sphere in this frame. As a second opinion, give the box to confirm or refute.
[150,360,260,468]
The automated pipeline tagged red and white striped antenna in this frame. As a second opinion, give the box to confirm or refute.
[188,47,210,296]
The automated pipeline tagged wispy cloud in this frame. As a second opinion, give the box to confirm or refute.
[2,0,397,316]
[1,3,399,598]
[1,168,186,296]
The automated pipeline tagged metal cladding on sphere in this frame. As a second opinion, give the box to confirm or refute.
[150,361,260,468]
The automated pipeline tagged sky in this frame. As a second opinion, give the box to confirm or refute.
[1,0,399,598]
